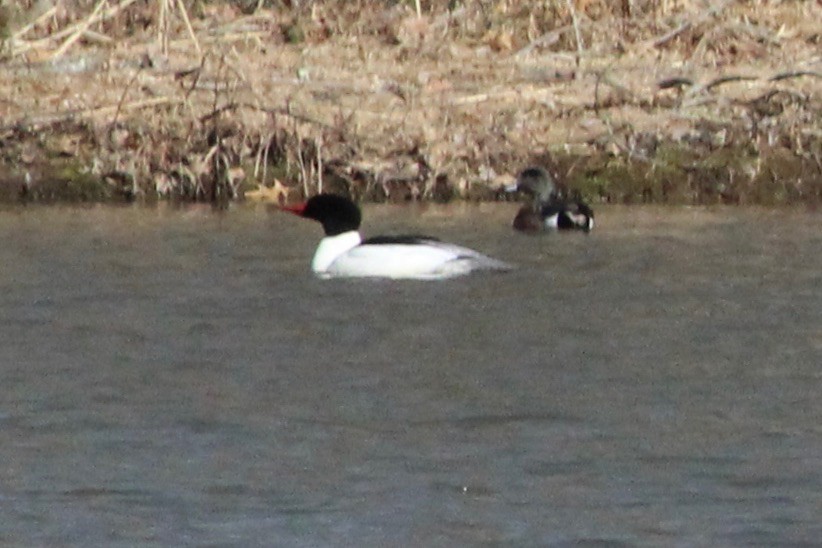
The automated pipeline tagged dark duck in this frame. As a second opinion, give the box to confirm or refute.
[506,167,594,233]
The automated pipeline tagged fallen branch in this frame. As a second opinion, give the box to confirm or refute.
[704,75,758,91]
[651,20,692,48]
[658,77,694,89]
[0,97,185,133]
[769,71,822,82]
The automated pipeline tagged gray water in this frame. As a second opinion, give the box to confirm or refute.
[0,203,820,546]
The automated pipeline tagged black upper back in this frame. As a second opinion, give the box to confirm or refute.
[362,234,440,245]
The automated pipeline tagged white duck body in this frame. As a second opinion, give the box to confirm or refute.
[313,231,510,280]
[285,194,511,280]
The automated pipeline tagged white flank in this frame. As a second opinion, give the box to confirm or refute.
[312,235,511,280]
[543,214,560,229]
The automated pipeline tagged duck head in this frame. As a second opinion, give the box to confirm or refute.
[506,167,557,203]
[282,193,362,236]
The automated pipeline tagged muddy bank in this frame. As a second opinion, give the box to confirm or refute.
[2,116,819,206]
[1,0,820,205]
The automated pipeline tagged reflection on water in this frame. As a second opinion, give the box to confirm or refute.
[0,204,821,545]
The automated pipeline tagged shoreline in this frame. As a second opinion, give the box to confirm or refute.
[2,135,819,206]
[1,1,819,206]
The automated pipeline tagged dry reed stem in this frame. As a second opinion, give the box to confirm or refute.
[564,0,584,70]
[50,0,108,61]
[11,0,140,57]
[158,0,170,54]
[10,5,59,41]
[1,97,185,132]
[173,0,202,57]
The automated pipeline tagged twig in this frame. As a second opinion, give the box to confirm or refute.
[296,125,308,197]
[158,0,169,55]
[316,136,323,195]
[652,20,692,48]
[11,5,59,41]
[202,143,220,167]
[174,0,202,58]
[211,55,227,122]
[180,56,208,102]
[78,29,116,44]
[564,0,584,71]
[704,75,758,91]
[449,86,572,106]
[256,131,274,184]
[49,0,108,61]
[33,0,140,60]
[658,77,694,89]
[513,25,571,57]
[0,97,184,133]
[112,67,145,126]
[770,71,822,82]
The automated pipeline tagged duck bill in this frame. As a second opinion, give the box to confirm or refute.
[280,202,307,216]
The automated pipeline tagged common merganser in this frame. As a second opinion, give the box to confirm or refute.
[506,167,594,232]
[282,193,512,279]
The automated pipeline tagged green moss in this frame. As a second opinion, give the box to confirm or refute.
[57,167,110,201]
[284,22,305,44]
[14,163,113,203]
[542,138,822,207]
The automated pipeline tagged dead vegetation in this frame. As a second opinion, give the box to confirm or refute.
[0,0,820,204]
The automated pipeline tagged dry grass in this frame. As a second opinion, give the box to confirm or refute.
[0,0,820,203]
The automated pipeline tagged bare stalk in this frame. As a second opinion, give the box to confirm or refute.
[565,0,585,73]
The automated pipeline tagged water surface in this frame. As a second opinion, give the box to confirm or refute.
[1,203,820,546]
